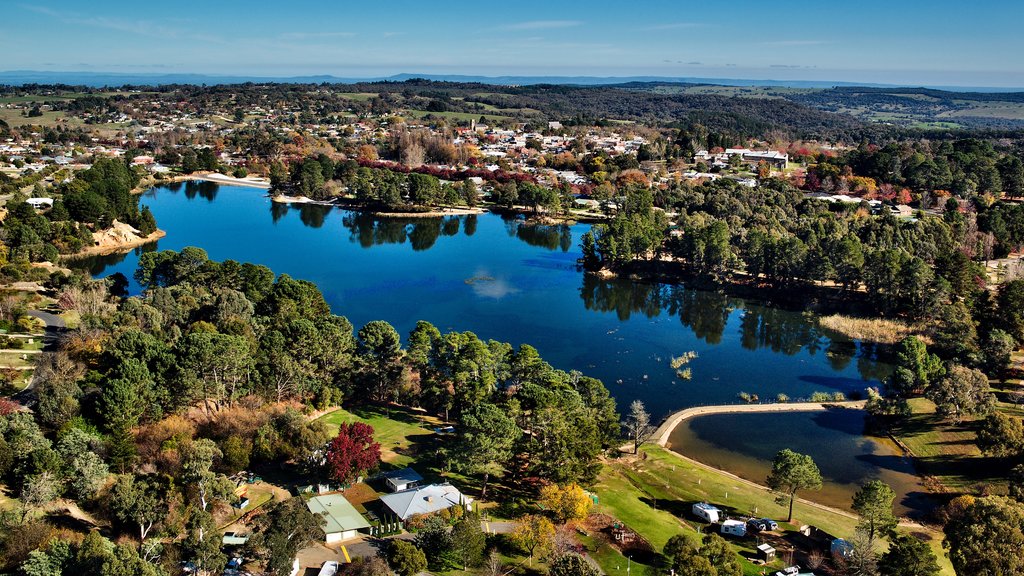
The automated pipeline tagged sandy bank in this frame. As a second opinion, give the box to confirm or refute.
[193,172,270,188]
[67,220,167,258]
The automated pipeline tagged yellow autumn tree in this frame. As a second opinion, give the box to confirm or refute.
[539,483,593,523]
[509,514,555,565]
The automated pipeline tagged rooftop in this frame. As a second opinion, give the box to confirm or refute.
[305,494,371,534]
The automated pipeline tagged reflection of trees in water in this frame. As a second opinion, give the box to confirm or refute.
[464,215,478,237]
[579,275,732,343]
[297,204,331,228]
[338,212,470,251]
[739,306,823,355]
[70,241,159,277]
[182,180,219,201]
[580,274,892,380]
[502,215,572,252]
[270,202,288,223]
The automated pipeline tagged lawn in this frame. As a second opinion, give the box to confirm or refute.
[318,405,442,468]
[592,446,953,576]
[893,398,1005,493]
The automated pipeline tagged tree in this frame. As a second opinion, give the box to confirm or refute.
[895,336,943,392]
[509,514,555,565]
[248,497,325,576]
[766,449,822,522]
[325,422,381,484]
[549,553,599,576]
[388,540,426,576]
[20,472,59,521]
[451,512,487,569]
[109,474,167,541]
[356,320,404,402]
[852,480,897,543]
[450,403,518,497]
[414,515,457,570]
[183,508,227,576]
[926,365,994,425]
[622,399,652,454]
[539,483,593,523]
[181,439,235,510]
[977,412,1024,457]
[945,496,1024,576]
[878,533,940,576]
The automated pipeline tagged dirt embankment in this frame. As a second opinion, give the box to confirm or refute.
[71,220,166,258]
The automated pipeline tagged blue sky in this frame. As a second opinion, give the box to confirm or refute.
[5,0,1024,87]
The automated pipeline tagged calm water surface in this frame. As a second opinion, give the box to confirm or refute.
[78,182,893,416]
[667,409,930,516]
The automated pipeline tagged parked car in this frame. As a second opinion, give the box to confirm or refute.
[747,518,779,532]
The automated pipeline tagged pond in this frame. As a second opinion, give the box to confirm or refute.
[77,182,893,416]
[666,409,931,517]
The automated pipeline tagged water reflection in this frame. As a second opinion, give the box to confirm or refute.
[668,409,934,517]
[503,215,573,252]
[580,274,889,381]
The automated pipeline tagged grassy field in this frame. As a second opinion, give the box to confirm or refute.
[405,109,513,123]
[336,92,380,102]
[0,108,77,128]
[591,446,953,576]
[318,405,442,468]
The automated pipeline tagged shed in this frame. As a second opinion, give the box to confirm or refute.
[756,543,776,563]
[306,494,371,544]
[720,519,747,537]
[692,502,722,523]
[382,468,423,493]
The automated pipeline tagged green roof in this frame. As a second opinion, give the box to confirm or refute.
[306,494,371,534]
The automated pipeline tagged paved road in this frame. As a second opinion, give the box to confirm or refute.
[11,310,67,405]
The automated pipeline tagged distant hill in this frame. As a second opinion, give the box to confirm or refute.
[2,70,1022,92]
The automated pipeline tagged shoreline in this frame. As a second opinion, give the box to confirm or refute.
[269,194,489,217]
[654,400,867,447]
[647,400,934,528]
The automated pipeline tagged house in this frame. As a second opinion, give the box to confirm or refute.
[756,543,776,563]
[382,468,423,493]
[379,483,472,522]
[720,519,747,537]
[305,494,371,544]
[692,502,721,523]
[26,197,54,209]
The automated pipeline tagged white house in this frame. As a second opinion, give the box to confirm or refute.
[692,502,722,523]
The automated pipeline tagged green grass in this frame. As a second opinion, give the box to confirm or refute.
[593,446,953,575]
[405,109,512,123]
[0,108,77,128]
[336,92,380,102]
[893,398,1006,493]
[318,405,441,467]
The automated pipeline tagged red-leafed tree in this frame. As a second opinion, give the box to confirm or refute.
[325,422,381,484]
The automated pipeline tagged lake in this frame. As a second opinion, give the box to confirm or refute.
[77,182,893,416]
[667,409,931,517]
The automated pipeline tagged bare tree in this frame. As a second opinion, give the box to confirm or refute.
[622,400,654,454]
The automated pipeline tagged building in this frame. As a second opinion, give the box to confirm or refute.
[305,494,371,544]
[724,148,789,170]
[26,197,54,209]
[756,543,776,563]
[379,483,472,522]
[382,468,423,493]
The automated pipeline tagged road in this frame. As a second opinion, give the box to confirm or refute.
[11,310,66,405]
